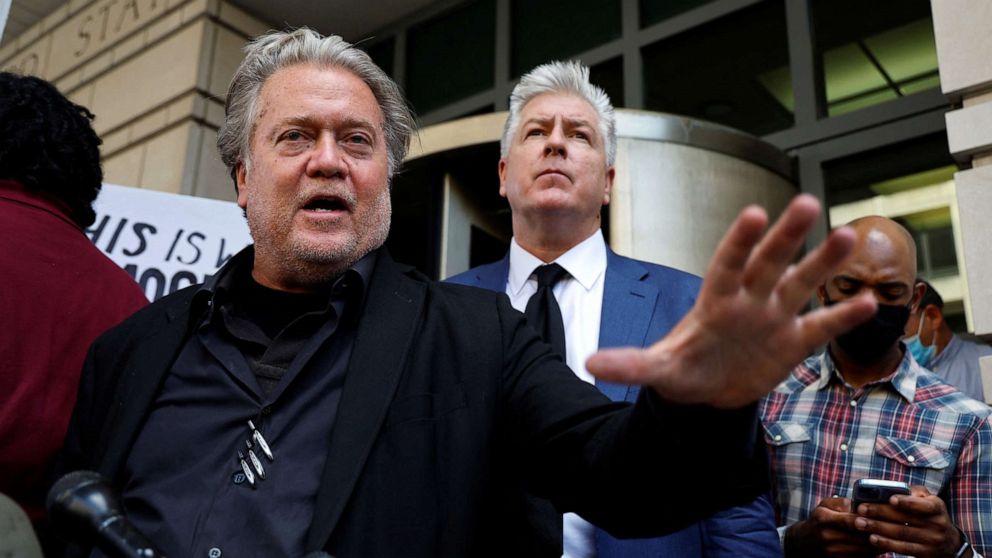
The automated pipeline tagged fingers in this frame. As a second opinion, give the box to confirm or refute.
[856,516,954,556]
[586,347,654,385]
[700,204,768,299]
[864,532,937,557]
[891,494,945,517]
[860,494,945,521]
[700,194,839,311]
[820,527,875,555]
[812,500,862,532]
[788,511,875,557]
[740,194,822,299]
[854,494,958,556]
[857,503,918,526]
[796,293,876,353]
[774,226,856,315]
[856,517,944,546]
[821,497,854,513]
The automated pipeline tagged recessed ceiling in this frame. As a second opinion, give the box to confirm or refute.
[227,0,443,42]
[1,0,64,48]
[1,0,444,48]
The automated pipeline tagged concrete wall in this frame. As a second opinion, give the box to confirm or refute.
[0,0,267,200]
[931,0,992,336]
[610,138,793,277]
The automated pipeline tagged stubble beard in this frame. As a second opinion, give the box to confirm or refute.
[247,186,392,289]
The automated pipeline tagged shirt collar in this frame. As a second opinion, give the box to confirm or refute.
[506,229,607,296]
[0,179,79,229]
[931,334,959,368]
[817,345,921,402]
[196,245,378,322]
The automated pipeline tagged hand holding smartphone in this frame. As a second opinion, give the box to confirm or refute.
[851,478,911,513]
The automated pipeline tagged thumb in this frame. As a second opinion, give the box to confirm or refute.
[586,347,652,384]
[822,497,852,512]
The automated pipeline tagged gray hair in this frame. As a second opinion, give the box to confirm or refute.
[217,28,415,181]
[501,60,616,166]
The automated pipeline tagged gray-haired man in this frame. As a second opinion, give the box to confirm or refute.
[58,28,873,557]
[449,60,781,558]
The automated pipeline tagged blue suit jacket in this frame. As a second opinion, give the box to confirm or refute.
[447,247,782,558]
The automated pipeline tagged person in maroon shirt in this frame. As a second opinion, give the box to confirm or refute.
[0,72,148,539]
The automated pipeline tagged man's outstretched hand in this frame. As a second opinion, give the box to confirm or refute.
[586,194,876,409]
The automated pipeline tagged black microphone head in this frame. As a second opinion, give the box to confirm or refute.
[46,471,165,558]
[47,470,124,543]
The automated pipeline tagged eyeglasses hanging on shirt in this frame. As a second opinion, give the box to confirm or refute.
[236,419,274,488]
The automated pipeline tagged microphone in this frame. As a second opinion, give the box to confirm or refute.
[47,470,165,558]
[0,493,44,558]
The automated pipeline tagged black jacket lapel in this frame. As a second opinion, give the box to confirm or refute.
[94,290,204,480]
[305,253,426,550]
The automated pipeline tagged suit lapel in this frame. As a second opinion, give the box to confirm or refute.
[96,292,202,479]
[305,253,426,550]
[597,250,659,402]
[473,253,510,292]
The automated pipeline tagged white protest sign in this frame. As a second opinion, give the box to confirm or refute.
[88,184,252,301]
[0,0,10,45]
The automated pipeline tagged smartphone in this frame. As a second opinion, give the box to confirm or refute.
[852,479,911,512]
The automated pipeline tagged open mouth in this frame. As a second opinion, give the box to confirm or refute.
[303,196,349,212]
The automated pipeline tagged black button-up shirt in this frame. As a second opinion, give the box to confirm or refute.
[115,247,375,558]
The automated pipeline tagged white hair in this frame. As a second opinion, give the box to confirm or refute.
[501,60,616,166]
[218,28,415,182]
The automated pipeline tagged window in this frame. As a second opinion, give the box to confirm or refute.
[590,56,624,108]
[511,0,621,77]
[642,0,793,136]
[911,220,958,278]
[823,133,952,206]
[362,37,395,77]
[640,0,717,28]
[813,0,939,116]
[824,133,960,284]
[407,0,496,114]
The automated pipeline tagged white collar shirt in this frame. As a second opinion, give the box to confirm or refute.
[506,229,607,558]
[506,229,607,386]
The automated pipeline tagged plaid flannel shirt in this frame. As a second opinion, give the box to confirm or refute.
[760,349,992,557]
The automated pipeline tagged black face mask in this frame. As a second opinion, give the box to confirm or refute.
[824,292,911,364]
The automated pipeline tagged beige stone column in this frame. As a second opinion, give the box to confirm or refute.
[931,0,992,336]
[608,112,795,277]
[0,0,267,200]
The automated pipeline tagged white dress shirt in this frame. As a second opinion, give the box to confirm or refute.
[505,229,607,558]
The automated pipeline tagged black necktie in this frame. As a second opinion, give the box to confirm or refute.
[524,263,568,359]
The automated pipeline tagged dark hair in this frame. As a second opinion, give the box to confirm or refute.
[0,72,103,227]
[916,277,944,310]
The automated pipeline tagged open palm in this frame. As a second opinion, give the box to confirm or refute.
[587,194,876,409]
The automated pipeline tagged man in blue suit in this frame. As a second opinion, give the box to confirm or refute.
[448,61,782,557]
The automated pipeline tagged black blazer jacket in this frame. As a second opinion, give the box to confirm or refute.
[58,251,768,557]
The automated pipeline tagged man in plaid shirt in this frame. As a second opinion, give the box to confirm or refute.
[760,216,992,558]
